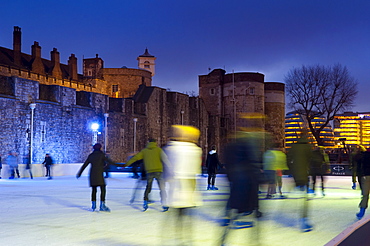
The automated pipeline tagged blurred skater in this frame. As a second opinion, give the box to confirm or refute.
[0,154,2,179]
[7,151,20,179]
[76,143,116,212]
[356,148,370,219]
[206,146,222,190]
[220,131,264,245]
[287,134,313,232]
[129,159,147,204]
[263,145,288,199]
[309,146,329,196]
[350,145,365,190]
[124,138,169,212]
[42,154,53,180]
[24,155,33,179]
[163,125,202,245]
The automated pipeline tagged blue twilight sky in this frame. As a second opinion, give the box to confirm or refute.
[1,0,369,112]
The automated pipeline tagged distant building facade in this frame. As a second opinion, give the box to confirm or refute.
[333,112,370,149]
[199,69,285,151]
[0,26,208,166]
[285,111,335,149]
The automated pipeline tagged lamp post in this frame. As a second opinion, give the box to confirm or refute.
[133,118,138,152]
[91,123,99,145]
[181,110,184,125]
[104,113,109,152]
[29,103,36,165]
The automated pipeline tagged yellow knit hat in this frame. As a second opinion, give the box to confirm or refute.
[171,125,200,143]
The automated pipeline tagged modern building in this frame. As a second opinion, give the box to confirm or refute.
[333,112,370,149]
[285,111,335,148]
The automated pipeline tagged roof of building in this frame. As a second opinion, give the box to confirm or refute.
[0,46,79,80]
[138,48,154,57]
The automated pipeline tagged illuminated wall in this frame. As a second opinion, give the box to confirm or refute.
[333,112,370,148]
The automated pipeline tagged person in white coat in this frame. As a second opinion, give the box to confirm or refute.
[163,125,202,245]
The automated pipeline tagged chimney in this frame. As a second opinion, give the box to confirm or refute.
[31,41,44,74]
[68,53,78,80]
[13,26,22,66]
[50,48,62,78]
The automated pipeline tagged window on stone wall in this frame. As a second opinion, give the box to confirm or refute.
[210,88,215,95]
[249,87,255,95]
[0,76,15,96]
[76,91,91,107]
[120,128,125,147]
[39,84,57,102]
[144,65,150,68]
[40,121,46,142]
[112,85,118,93]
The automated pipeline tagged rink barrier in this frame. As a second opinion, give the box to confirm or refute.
[325,215,370,246]
[0,163,82,178]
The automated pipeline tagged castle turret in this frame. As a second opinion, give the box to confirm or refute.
[83,54,104,79]
[50,48,62,78]
[31,41,44,74]
[137,48,156,76]
[13,26,22,66]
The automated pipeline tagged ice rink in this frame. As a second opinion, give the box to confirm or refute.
[1,173,367,246]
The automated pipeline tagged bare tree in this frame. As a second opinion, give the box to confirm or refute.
[285,64,358,145]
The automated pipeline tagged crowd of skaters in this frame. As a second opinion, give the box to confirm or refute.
[3,125,370,244]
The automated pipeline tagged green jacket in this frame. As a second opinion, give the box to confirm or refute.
[125,142,168,173]
[263,149,288,171]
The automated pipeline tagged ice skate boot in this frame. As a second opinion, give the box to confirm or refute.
[143,200,148,211]
[357,207,366,220]
[99,201,110,212]
[91,201,96,211]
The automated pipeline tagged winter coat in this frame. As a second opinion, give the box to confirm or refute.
[164,141,203,208]
[263,149,288,171]
[77,150,115,187]
[6,154,18,168]
[126,141,169,174]
[224,134,261,213]
[206,150,221,174]
[42,156,53,166]
[358,151,370,177]
[287,138,312,186]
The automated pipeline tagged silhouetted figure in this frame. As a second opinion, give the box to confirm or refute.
[309,147,329,196]
[42,154,53,180]
[7,151,20,179]
[24,155,33,179]
[76,143,116,212]
[350,145,365,190]
[125,138,169,212]
[206,146,222,190]
[356,148,370,219]
[287,135,313,232]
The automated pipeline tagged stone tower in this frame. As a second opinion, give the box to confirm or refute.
[83,54,104,79]
[137,48,156,76]
[264,82,285,148]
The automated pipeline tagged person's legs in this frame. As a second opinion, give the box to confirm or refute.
[99,185,110,211]
[358,176,370,219]
[155,172,168,211]
[16,168,20,178]
[91,186,97,211]
[143,173,155,211]
[321,175,325,196]
[311,174,317,192]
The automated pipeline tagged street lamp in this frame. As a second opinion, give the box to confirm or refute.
[91,123,99,145]
[133,118,138,152]
[104,113,109,152]
[181,110,184,125]
[29,103,36,165]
